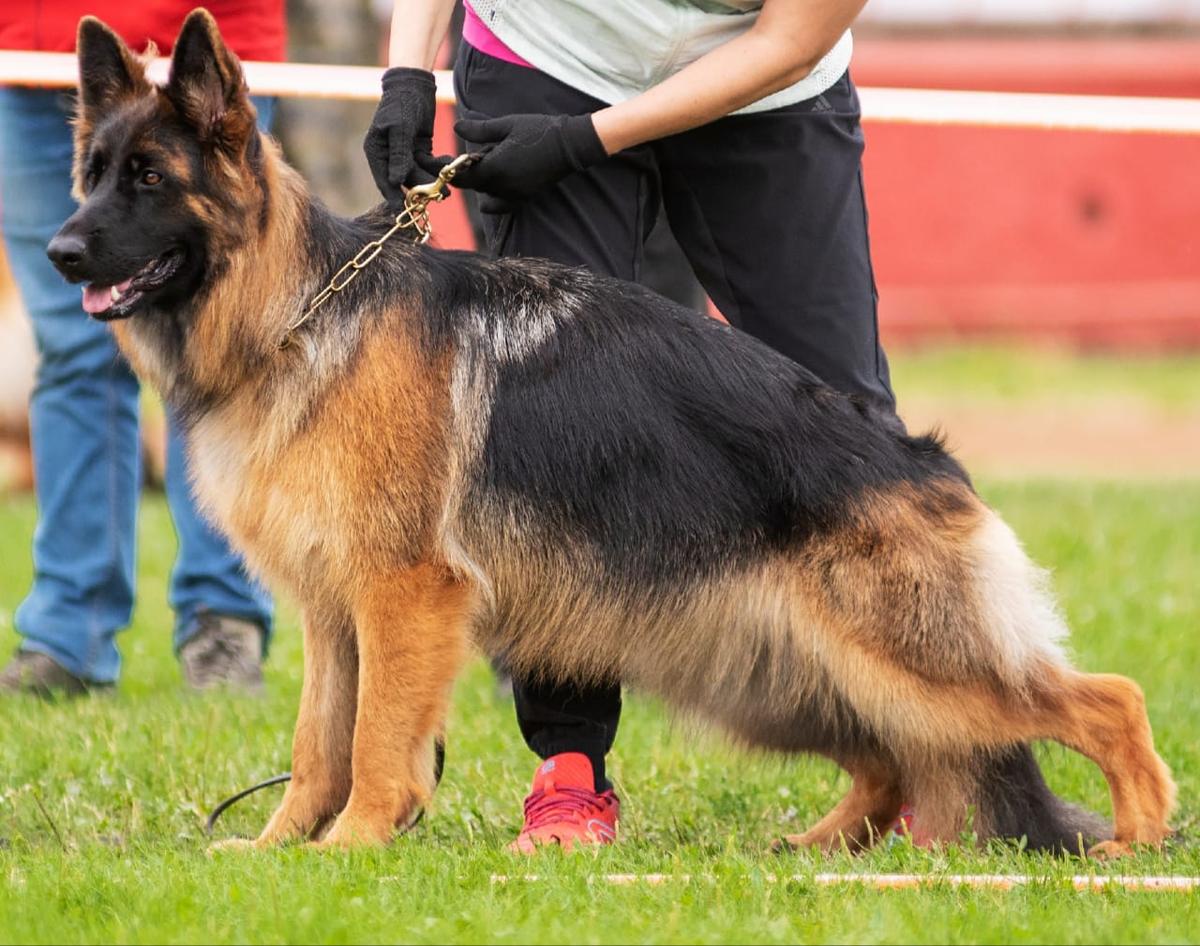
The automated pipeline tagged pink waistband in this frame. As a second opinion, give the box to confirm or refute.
[463,3,535,69]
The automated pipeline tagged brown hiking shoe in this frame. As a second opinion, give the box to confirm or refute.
[0,651,100,698]
[179,614,265,692]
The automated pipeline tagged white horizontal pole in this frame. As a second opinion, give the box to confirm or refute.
[490,872,1200,892]
[4,50,1200,135]
[0,51,456,103]
[859,86,1200,135]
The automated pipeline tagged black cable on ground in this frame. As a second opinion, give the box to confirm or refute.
[205,772,292,836]
[204,739,445,837]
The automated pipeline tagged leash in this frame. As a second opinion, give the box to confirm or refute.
[205,738,446,838]
[280,153,477,350]
[205,772,292,835]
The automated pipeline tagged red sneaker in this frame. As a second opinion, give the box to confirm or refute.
[889,804,944,848]
[510,753,619,854]
[888,803,916,844]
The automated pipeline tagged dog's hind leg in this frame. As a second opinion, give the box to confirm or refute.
[314,562,472,849]
[251,608,358,847]
[896,759,977,848]
[783,496,1172,854]
[827,664,1173,855]
[1039,671,1175,858]
[775,753,903,853]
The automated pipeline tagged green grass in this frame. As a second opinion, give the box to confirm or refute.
[1,480,1197,944]
[890,345,1200,411]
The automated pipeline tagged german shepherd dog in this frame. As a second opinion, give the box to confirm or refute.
[49,10,1174,856]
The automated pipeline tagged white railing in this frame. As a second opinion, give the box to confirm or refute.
[3,50,1200,135]
[860,0,1200,25]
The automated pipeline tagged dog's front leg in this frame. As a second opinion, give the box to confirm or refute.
[251,608,358,847]
[313,563,471,849]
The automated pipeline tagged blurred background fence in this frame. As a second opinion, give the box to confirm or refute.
[855,0,1200,348]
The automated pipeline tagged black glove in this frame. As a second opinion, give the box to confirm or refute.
[363,67,443,206]
[452,113,607,213]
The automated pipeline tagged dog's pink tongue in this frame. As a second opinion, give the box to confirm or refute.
[81,285,111,314]
[81,279,132,315]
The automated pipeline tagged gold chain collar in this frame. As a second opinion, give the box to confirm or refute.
[280,154,475,350]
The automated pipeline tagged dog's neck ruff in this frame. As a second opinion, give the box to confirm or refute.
[279,154,476,351]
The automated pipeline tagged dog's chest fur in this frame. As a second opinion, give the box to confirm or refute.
[189,394,339,597]
[185,327,454,609]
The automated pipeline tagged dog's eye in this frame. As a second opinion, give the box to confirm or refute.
[140,169,164,186]
[85,156,106,192]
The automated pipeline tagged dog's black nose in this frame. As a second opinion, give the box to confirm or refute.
[46,232,87,275]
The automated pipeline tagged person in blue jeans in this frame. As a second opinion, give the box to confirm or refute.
[0,87,275,695]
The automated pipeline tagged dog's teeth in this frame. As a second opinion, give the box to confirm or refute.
[111,286,122,302]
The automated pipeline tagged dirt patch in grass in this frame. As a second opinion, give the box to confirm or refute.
[903,396,1200,479]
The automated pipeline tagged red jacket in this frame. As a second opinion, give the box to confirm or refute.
[0,1,286,61]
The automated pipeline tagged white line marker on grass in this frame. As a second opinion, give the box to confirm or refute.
[490,873,1200,892]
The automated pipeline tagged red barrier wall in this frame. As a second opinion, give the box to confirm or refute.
[849,37,1200,348]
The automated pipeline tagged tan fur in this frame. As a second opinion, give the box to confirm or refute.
[255,608,357,844]
[1047,671,1177,856]
[0,249,35,491]
[311,563,472,847]
[777,754,903,853]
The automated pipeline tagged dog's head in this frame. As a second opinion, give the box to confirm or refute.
[48,9,265,321]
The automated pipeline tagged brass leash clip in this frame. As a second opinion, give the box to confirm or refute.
[282,153,479,349]
[404,152,476,207]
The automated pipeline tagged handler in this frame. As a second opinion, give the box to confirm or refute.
[367,0,900,852]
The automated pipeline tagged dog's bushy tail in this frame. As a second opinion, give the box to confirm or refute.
[973,743,1109,853]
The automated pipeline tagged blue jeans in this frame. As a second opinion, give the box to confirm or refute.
[0,88,274,683]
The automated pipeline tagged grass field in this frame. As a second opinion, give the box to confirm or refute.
[1,350,1198,944]
[890,346,1200,410]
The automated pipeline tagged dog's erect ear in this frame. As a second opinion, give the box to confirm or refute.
[76,17,151,116]
[165,8,255,149]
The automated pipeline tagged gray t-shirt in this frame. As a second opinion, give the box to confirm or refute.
[468,0,852,114]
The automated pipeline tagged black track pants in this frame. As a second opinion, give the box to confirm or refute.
[455,44,897,789]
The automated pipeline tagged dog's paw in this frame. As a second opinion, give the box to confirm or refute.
[1087,839,1136,861]
[307,817,389,851]
[771,831,874,856]
[307,835,386,852]
[771,834,811,854]
[206,837,257,856]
